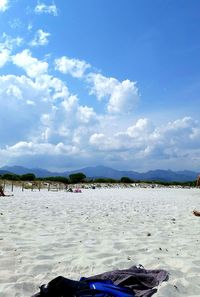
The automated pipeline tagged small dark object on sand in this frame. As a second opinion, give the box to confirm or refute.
[67,188,73,192]
[193,210,200,217]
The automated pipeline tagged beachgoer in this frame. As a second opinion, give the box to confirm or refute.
[74,188,81,193]
[0,185,13,197]
[0,185,5,196]
[192,175,200,216]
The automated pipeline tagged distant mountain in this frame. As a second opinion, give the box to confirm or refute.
[68,166,198,182]
[67,165,140,180]
[1,166,35,175]
[0,165,198,182]
[0,169,12,175]
[0,166,62,178]
[138,169,198,182]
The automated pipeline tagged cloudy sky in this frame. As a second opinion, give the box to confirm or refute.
[0,0,200,172]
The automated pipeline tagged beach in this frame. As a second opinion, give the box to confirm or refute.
[0,187,200,297]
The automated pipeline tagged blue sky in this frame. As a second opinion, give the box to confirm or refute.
[0,0,200,172]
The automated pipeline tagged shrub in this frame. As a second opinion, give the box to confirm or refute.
[69,173,86,184]
[120,177,133,183]
[21,173,36,181]
[2,173,21,180]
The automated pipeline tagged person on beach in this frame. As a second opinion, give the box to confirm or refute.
[192,175,200,216]
[0,185,13,197]
[0,185,5,196]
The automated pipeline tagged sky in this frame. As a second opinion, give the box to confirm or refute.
[0,0,200,172]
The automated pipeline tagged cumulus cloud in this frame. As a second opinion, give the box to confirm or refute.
[55,55,139,114]
[0,46,100,162]
[0,141,79,157]
[0,74,52,146]
[87,73,139,114]
[126,118,154,138]
[30,29,50,47]
[0,68,199,171]
[0,34,23,67]
[35,1,58,16]
[55,56,90,78]
[88,116,200,167]
[0,48,199,171]
[77,106,97,124]
[0,0,9,12]
[0,72,98,157]
[0,49,9,67]
[107,80,139,113]
[12,49,48,78]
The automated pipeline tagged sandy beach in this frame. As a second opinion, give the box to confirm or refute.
[0,187,200,297]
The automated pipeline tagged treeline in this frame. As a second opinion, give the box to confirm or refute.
[0,173,36,181]
[89,178,196,187]
[0,172,197,186]
[0,172,86,184]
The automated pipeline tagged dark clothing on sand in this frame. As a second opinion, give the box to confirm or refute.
[31,265,168,297]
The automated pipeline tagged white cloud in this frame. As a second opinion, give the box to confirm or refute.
[55,56,90,78]
[0,74,52,146]
[12,49,48,78]
[0,49,9,67]
[0,72,97,151]
[30,29,50,47]
[0,46,100,158]
[137,117,200,159]
[126,118,153,138]
[61,94,78,112]
[163,117,194,134]
[89,133,106,145]
[107,80,139,113]
[88,116,200,167]
[0,70,199,172]
[89,132,127,152]
[0,34,23,67]
[87,73,118,100]
[0,33,23,50]
[55,55,139,114]
[35,1,58,16]
[1,141,79,157]
[77,106,96,124]
[0,0,9,12]
[87,73,139,114]
[0,48,199,171]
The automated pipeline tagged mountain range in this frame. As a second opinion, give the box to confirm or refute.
[0,165,198,182]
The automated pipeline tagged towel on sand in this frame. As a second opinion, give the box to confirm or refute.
[86,265,169,297]
[31,265,168,297]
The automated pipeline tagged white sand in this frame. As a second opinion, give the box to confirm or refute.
[0,187,200,297]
